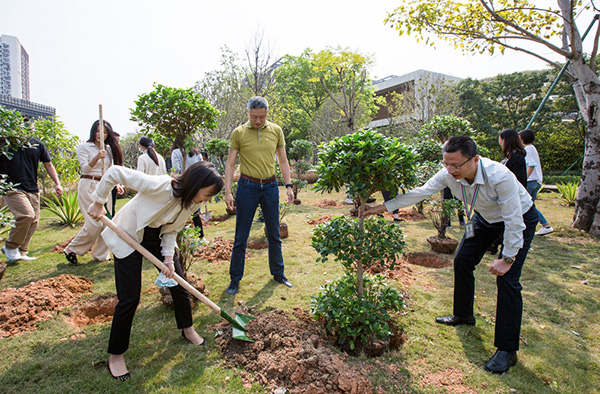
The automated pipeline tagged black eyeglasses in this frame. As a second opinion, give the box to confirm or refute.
[443,156,474,171]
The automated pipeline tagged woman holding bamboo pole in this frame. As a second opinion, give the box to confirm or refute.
[63,120,123,264]
[87,162,223,381]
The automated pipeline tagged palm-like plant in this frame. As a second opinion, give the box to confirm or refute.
[42,190,84,227]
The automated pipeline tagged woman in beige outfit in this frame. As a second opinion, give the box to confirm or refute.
[64,120,123,264]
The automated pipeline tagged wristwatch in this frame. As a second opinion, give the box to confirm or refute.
[503,255,515,264]
[285,183,293,188]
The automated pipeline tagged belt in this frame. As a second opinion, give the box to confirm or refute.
[81,174,102,181]
[240,174,276,184]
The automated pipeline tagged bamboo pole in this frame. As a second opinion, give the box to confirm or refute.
[98,104,106,175]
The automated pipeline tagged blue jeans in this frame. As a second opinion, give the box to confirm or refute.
[526,180,548,226]
[229,177,284,282]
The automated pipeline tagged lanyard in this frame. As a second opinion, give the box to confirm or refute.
[460,184,480,222]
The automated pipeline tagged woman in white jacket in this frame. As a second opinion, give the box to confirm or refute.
[87,162,223,381]
[137,136,166,175]
[64,120,123,264]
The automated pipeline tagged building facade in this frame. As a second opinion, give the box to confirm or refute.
[0,34,54,120]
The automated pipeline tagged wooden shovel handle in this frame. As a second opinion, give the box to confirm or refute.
[99,216,221,314]
[98,105,106,175]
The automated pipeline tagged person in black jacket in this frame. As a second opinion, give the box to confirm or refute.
[499,129,527,187]
[489,128,528,254]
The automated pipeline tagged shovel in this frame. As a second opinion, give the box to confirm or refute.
[99,216,255,342]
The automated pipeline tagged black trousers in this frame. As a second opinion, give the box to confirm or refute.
[108,226,192,355]
[453,206,538,351]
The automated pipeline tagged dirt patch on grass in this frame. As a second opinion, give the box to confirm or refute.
[216,308,374,394]
[392,209,426,221]
[48,236,76,253]
[0,274,93,337]
[314,199,343,208]
[366,259,416,287]
[67,293,117,327]
[307,215,335,225]
[193,236,245,262]
[247,238,269,250]
[406,253,452,269]
[419,366,476,394]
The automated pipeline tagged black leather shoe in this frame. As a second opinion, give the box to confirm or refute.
[226,281,239,295]
[435,315,476,326]
[485,350,517,373]
[274,276,293,288]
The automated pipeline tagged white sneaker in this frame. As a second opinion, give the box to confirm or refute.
[1,246,22,262]
[535,226,554,236]
[19,254,37,261]
[344,198,354,204]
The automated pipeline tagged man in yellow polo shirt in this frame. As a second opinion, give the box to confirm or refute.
[224,96,294,295]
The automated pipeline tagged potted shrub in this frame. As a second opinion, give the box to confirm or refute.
[311,129,418,353]
[425,196,463,254]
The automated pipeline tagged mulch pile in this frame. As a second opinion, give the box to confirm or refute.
[216,308,374,394]
[0,274,93,337]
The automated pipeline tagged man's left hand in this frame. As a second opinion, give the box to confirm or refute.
[489,258,512,276]
[286,188,294,204]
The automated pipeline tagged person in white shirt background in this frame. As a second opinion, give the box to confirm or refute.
[363,136,538,374]
[63,120,123,264]
[519,129,554,236]
[137,136,167,175]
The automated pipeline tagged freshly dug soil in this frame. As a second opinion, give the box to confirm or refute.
[193,237,247,262]
[307,215,334,225]
[427,236,459,254]
[67,293,117,327]
[406,252,453,269]
[247,238,269,250]
[389,209,426,221]
[48,236,76,253]
[0,274,93,337]
[216,308,374,394]
[314,199,343,208]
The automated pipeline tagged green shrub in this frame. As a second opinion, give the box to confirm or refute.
[311,273,404,350]
[543,175,580,185]
[556,182,578,206]
[42,190,84,227]
[176,225,209,278]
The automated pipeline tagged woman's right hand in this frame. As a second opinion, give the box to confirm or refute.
[87,201,106,221]
[96,149,107,160]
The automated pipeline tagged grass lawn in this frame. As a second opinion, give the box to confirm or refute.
[0,187,599,394]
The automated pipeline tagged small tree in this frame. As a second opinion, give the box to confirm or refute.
[130,83,220,170]
[313,129,417,296]
[205,137,229,174]
[1,107,33,159]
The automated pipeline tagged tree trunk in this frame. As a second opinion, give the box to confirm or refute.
[569,61,600,235]
[356,197,366,299]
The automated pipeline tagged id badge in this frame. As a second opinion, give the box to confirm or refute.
[465,222,475,239]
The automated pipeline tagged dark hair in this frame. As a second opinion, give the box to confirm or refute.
[88,120,123,166]
[139,136,159,166]
[519,129,535,145]
[499,128,526,158]
[442,135,478,158]
[171,162,223,208]
[247,96,269,111]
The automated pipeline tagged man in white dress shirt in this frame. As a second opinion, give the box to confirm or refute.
[364,136,538,374]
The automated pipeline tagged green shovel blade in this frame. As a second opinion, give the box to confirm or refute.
[220,309,256,342]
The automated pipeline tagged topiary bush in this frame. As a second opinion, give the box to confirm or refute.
[311,273,404,351]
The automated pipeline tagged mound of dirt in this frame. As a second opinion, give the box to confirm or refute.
[366,259,416,287]
[0,274,93,337]
[216,309,373,394]
[314,199,343,208]
[247,238,269,250]
[391,209,426,221]
[193,237,247,262]
[307,215,334,225]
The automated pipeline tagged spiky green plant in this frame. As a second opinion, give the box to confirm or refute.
[42,190,84,227]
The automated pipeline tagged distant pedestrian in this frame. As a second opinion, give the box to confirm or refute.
[137,136,167,175]
[1,137,63,262]
[519,129,554,236]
